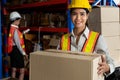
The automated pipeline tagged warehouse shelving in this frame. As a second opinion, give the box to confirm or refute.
[3,0,120,42]
[8,0,94,10]
[2,0,70,78]
[3,0,113,79]
[3,27,68,34]
[5,0,68,33]
[19,27,68,33]
[8,0,68,10]
[5,0,94,33]
[2,0,95,60]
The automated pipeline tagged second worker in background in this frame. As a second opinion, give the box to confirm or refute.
[7,11,28,80]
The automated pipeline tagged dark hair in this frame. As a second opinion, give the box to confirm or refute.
[70,8,89,14]
[83,8,89,14]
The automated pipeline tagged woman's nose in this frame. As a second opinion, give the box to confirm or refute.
[76,14,81,20]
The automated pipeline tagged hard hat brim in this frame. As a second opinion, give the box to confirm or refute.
[68,5,92,12]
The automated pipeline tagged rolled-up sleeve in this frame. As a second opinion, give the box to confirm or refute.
[95,35,115,76]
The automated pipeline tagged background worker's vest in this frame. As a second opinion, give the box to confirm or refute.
[7,26,25,54]
[60,31,100,53]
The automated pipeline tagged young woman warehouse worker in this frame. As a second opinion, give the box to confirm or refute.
[57,0,115,78]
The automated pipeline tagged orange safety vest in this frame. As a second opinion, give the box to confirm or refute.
[60,31,100,53]
[7,26,25,54]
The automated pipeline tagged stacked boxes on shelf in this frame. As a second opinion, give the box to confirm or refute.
[4,12,67,28]
[88,6,120,67]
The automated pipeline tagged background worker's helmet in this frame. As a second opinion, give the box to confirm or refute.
[68,0,92,12]
[10,11,22,21]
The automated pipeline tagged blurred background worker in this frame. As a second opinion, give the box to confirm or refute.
[57,0,115,78]
[7,11,28,80]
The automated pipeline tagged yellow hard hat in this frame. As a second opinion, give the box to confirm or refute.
[68,0,91,12]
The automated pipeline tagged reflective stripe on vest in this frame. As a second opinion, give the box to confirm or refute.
[82,31,99,53]
[60,31,99,53]
[61,33,70,51]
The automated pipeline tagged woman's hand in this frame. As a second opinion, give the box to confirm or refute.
[97,55,110,75]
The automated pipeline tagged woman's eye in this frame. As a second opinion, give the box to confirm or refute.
[80,13,85,16]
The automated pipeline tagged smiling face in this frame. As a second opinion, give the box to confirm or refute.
[71,8,89,30]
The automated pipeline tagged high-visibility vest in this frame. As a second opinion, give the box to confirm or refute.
[7,26,26,54]
[60,31,100,53]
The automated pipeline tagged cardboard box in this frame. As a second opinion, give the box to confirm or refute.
[101,22,120,36]
[104,36,120,50]
[88,6,120,36]
[109,49,120,67]
[88,6,119,23]
[88,22,120,36]
[25,34,37,41]
[30,50,104,80]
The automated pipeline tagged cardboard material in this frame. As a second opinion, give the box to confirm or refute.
[88,6,120,36]
[101,22,120,36]
[104,36,120,50]
[108,49,120,67]
[30,50,104,80]
[88,6,119,23]
[88,22,120,36]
